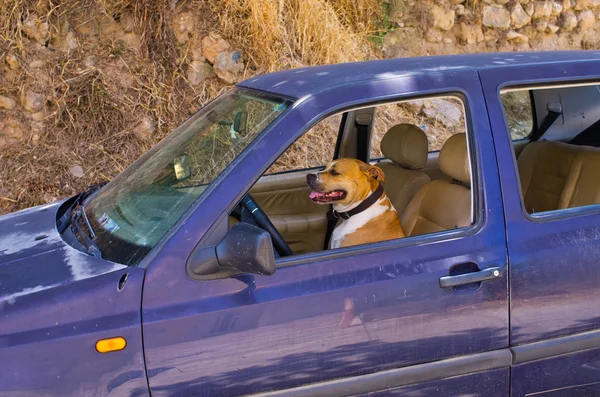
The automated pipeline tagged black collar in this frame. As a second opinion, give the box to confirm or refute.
[327,183,385,221]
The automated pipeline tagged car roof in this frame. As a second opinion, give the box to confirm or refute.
[238,51,600,99]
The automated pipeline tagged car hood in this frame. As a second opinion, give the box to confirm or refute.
[0,200,126,302]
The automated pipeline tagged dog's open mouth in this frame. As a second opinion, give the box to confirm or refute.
[309,190,347,203]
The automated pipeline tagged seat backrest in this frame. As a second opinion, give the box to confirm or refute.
[400,133,471,236]
[517,141,581,213]
[378,124,431,214]
[560,148,600,209]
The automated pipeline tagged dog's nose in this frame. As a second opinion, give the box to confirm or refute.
[306,174,317,184]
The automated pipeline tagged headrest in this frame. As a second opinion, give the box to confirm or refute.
[380,124,428,170]
[439,133,470,185]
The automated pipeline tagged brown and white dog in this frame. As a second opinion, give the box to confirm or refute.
[306,158,405,249]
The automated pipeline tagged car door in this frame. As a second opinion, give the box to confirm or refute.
[480,58,600,396]
[140,70,510,396]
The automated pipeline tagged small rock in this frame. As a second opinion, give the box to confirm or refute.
[84,56,97,68]
[22,14,50,44]
[519,0,531,3]
[454,4,466,15]
[546,23,560,33]
[496,0,510,4]
[202,32,231,64]
[506,30,530,42]
[456,23,485,44]
[32,134,40,142]
[574,0,592,9]
[69,165,84,178]
[551,1,563,15]
[65,31,78,50]
[562,0,572,9]
[561,11,578,30]
[0,96,16,110]
[425,28,444,43]
[443,37,453,44]
[578,10,596,31]
[29,59,45,69]
[512,3,532,28]
[483,6,512,29]
[132,117,156,141]
[31,111,44,121]
[423,99,462,127]
[21,91,44,112]
[0,117,26,148]
[213,51,244,84]
[526,3,535,15]
[533,1,553,18]
[536,20,549,31]
[405,100,424,112]
[187,60,215,85]
[5,54,19,70]
[430,6,456,31]
[173,12,196,44]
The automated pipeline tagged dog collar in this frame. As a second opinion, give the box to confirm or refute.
[327,183,385,221]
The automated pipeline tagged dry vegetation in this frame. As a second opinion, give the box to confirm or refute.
[0,0,386,214]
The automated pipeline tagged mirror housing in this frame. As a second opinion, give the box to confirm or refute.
[187,222,276,280]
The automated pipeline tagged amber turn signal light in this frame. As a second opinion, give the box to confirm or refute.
[95,337,127,353]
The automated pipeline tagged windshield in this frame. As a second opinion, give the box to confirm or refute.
[82,88,293,266]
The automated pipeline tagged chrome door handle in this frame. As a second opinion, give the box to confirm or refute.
[439,267,502,288]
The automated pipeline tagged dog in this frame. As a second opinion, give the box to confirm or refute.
[306,158,405,250]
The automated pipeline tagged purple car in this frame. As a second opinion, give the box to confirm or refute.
[3,51,600,396]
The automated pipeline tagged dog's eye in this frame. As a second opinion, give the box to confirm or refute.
[330,169,339,176]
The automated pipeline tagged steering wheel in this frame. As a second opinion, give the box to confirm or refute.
[238,194,293,257]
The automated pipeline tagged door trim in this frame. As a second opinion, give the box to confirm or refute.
[251,349,512,397]
[511,329,600,364]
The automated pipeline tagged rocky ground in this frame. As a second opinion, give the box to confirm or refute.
[1,0,598,214]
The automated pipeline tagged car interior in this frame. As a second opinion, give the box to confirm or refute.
[504,84,600,216]
[229,95,475,257]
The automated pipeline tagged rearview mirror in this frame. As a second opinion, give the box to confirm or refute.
[187,223,276,279]
[173,154,191,181]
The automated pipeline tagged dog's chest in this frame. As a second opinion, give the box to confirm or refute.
[329,202,389,249]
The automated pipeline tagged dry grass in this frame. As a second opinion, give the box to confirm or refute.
[0,0,386,214]
[216,0,380,71]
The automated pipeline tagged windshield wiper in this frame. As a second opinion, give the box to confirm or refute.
[70,206,102,258]
[57,182,107,234]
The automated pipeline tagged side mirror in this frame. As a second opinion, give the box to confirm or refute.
[187,223,276,279]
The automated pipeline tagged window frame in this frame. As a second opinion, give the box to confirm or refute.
[258,90,484,268]
[498,80,600,224]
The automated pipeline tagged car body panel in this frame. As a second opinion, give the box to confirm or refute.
[141,69,509,396]
[0,201,147,396]
[479,58,600,396]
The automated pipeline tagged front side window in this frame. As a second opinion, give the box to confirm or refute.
[83,88,293,265]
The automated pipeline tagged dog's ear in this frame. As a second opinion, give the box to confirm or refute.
[360,163,385,183]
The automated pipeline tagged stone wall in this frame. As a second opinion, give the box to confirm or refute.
[383,0,600,58]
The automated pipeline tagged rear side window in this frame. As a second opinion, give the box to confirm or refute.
[500,91,533,140]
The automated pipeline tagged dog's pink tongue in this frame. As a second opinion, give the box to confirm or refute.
[309,191,321,199]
